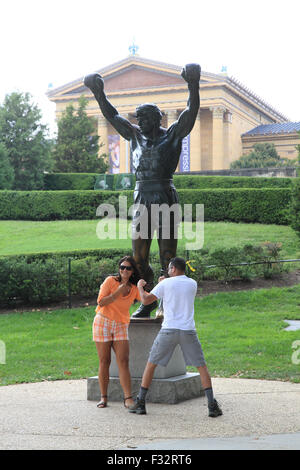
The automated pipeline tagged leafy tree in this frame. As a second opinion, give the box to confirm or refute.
[0,142,14,189]
[296,131,300,167]
[53,96,108,173]
[231,143,293,169]
[0,92,52,190]
[291,132,300,235]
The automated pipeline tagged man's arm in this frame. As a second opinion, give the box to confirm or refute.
[137,279,158,305]
[84,73,136,141]
[170,63,200,139]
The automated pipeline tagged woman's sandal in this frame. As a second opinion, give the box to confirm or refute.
[97,395,108,408]
[123,396,133,408]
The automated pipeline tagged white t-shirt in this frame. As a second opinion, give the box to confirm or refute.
[151,275,197,330]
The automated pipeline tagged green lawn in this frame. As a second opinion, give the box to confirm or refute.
[1,285,300,385]
[0,219,299,258]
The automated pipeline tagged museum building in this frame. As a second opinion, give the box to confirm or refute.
[46,55,300,173]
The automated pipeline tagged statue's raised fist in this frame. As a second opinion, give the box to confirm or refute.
[83,73,104,94]
[181,63,201,84]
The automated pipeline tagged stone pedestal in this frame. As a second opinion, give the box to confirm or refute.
[87,318,204,404]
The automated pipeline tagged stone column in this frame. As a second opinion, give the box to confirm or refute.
[223,111,233,169]
[210,106,226,170]
[98,115,108,156]
[189,110,201,171]
[119,114,130,173]
[166,110,179,171]
[166,109,178,128]
[119,113,134,173]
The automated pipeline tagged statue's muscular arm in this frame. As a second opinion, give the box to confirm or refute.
[169,63,201,140]
[84,73,137,141]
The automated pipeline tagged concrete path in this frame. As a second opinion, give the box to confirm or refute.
[0,377,299,450]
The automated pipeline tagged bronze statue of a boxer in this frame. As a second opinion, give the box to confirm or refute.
[84,63,200,317]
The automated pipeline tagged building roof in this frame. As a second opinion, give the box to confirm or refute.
[46,55,289,122]
[243,122,300,136]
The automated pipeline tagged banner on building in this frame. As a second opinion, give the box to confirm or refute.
[108,135,120,174]
[179,135,190,172]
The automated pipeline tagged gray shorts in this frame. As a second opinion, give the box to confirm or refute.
[148,329,206,368]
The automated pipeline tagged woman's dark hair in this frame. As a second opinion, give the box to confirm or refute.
[114,256,141,285]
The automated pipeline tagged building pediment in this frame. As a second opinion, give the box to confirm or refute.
[46,55,289,122]
[46,55,217,100]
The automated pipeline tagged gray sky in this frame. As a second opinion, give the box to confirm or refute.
[1,0,299,136]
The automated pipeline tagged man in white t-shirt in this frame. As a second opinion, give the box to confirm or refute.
[129,257,222,417]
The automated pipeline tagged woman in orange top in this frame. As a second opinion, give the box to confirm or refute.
[93,256,141,409]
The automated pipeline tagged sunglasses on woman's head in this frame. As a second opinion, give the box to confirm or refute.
[120,265,133,271]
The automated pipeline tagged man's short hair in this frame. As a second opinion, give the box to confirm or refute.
[169,257,186,272]
[135,103,163,122]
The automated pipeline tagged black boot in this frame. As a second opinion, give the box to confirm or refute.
[129,397,147,415]
[131,300,158,318]
[208,399,223,418]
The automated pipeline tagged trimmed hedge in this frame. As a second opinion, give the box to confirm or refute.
[0,188,291,224]
[0,255,116,306]
[0,250,161,306]
[1,248,132,263]
[173,175,293,189]
[0,243,288,306]
[0,248,136,305]
[290,178,300,236]
[0,190,133,221]
[43,173,293,191]
[178,188,291,224]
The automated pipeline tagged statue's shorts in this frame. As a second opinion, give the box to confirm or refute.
[132,179,180,238]
[148,328,206,368]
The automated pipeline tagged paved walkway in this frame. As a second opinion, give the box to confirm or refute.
[0,377,299,450]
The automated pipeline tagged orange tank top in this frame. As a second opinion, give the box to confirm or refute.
[95,276,141,324]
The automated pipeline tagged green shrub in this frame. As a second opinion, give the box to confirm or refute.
[173,175,292,189]
[185,243,288,283]
[70,257,117,297]
[0,188,291,224]
[0,242,289,306]
[290,178,300,237]
[2,248,131,264]
[43,173,293,191]
[230,143,294,169]
[0,190,133,221]
[0,256,67,305]
[177,188,291,224]
[0,254,121,306]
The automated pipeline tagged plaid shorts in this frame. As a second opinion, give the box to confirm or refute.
[92,315,129,342]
